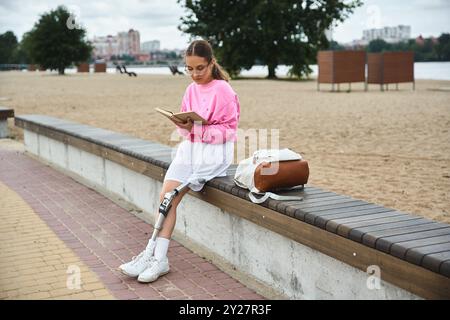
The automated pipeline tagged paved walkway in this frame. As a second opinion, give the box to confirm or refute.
[0,139,264,300]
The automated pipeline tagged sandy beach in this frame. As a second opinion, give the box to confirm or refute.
[1,71,449,224]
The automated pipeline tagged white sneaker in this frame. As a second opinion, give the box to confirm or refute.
[137,257,170,283]
[119,248,156,278]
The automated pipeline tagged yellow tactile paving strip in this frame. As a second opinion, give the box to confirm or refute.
[0,181,115,300]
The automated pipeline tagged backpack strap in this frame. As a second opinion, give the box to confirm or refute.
[248,191,303,204]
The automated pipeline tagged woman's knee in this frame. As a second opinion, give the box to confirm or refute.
[159,191,166,202]
[159,183,175,201]
[159,180,188,202]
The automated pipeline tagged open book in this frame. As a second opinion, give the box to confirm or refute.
[155,107,208,125]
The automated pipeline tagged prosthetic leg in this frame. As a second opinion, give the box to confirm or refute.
[119,178,206,275]
[147,179,205,253]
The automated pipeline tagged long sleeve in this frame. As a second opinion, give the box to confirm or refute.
[176,80,240,144]
[190,97,240,144]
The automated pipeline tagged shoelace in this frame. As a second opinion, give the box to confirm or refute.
[144,259,161,274]
[129,241,155,266]
[129,251,144,265]
[131,250,156,266]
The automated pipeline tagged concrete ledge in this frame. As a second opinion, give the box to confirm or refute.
[15,115,450,299]
[0,107,14,138]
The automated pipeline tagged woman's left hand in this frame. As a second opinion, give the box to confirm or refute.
[173,117,194,132]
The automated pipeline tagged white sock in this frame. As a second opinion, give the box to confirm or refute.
[154,237,170,261]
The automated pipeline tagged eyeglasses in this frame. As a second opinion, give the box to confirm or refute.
[184,62,211,75]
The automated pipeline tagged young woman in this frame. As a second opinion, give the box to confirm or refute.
[119,39,241,283]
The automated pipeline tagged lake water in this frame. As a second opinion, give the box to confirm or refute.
[65,62,450,80]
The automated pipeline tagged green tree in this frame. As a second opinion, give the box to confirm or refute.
[26,5,92,74]
[178,0,362,79]
[0,31,18,63]
[328,40,346,51]
[367,39,391,53]
[436,33,450,61]
[9,32,33,64]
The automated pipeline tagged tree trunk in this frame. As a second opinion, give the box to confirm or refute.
[267,64,277,79]
[58,67,65,75]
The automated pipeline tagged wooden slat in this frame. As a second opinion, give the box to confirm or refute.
[390,235,450,260]
[406,244,450,267]
[295,196,357,209]
[304,203,384,225]
[441,261,450,277]
[297,190,339,198]
[375,227,450,253]
[279,195,350,216]
[422,252,450,275]
[350,219,436,243]
[315,207,394,229]
[275,197,359,216]
[326,211,405,234]
[299,195,351,204]
[339,214,418,233]
[303,204,382,224]
[278,194,341,213]
[362,222,448,248]
[296,201,370,222]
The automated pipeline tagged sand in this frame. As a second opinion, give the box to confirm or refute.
[1,71,449,224]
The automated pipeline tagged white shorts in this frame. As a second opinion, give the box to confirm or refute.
[164,140,234,191]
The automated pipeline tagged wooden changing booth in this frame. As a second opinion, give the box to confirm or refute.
[77,62,89,73]
[367,52,415,91]
[317,51,366,92]
[94,62,106,73]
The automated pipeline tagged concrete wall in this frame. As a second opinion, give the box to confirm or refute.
[0,120,9,138]
[22,129,420,299]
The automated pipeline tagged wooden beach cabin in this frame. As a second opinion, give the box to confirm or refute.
[317,50,366,92]
[367,51,415,91]
[77,62,89,73]
[94,62,106,73]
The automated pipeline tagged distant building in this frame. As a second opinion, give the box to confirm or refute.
[92,35,119,60]
[362,25,411,44]
[415,35,425,46]
[415,35,439,46]
[92,29,141,60]
[141,40,161,53]
[127,29,140,55]
[135,53,151,62]
[117,32,128,56]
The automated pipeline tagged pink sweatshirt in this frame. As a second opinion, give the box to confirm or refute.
[177,79,241,144]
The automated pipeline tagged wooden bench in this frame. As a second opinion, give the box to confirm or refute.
[0,107,14,138]
[14,115,450,299]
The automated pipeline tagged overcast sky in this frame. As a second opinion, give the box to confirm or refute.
[0,0,449,50]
